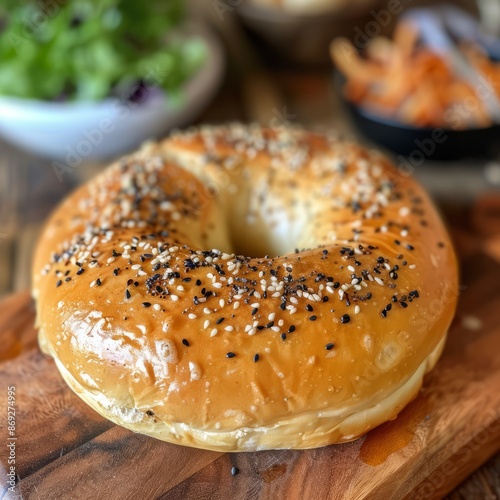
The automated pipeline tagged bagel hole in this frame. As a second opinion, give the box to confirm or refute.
[227,210,299,258]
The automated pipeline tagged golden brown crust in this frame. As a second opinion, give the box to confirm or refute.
[33,124,458,451]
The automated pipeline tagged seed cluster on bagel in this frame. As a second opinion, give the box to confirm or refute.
[33,124,458,451]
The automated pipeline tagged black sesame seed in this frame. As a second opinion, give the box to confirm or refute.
[182,339,190,347]
[309,315,317,321]
[65,277,71,282]
[231,466,239,476]
[127,279,134,286]
[142,302,151,308]
[216,317,224,325]
[381,309,387,318]
[251,308,258,315]
[125,289,131,300]
[56,280,62,287]
[400,301,408,308]
[96,278,102,287]
[226,352,236,358]
[266,321,274,328]
[325,343,334,350]
[340,314,350,324]
[306,304,313,312]
[253,353,259,362]
[113,268,120,276]
[76,268,85,275]
[196,279,201,286]
[386,303,392,311]
[377,257,385,264]
[281,333,287,340]
[288,325,296,333]
[406,244,414,250]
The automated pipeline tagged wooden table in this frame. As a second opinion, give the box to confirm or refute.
[1,18,500,499]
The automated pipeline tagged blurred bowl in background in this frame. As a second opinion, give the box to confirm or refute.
[0,22,224,161]
[335,74,500,160]
[236,0,382,67]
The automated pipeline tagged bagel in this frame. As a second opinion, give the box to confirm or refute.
[33,124,458,451]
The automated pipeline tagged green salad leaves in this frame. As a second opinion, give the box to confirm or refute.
[0,0,206,101]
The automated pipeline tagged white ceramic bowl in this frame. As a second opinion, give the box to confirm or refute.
[0,22,224,161]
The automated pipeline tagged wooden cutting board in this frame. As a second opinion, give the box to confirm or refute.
[1,216,500,500]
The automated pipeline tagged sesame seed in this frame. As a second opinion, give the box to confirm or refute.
[153,304,161,311]
[340,314,350,324]
[354,305,360,314]
[96,278,102,287]
[125,289,131,300]
[142,302,151,308]
[182,339,190,346]
[309,315,317,321]
[203,320,210,329]
[225,326,234,332]
[171,295,179,301]
[56,280,62,287]
[251,308,258,315]
[253,353,259,362]
[281,333,287,340]
[216,317,224,325]
[231,466,239,476]
[210,329,218,337]
[188,313,197,320]
[226,352,236,358]
[325,343,334,350]
[76,268,85,275]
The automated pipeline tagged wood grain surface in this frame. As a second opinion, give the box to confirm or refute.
[0,206,499,500]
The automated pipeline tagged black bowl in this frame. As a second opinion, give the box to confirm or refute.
[336,75,500,160]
